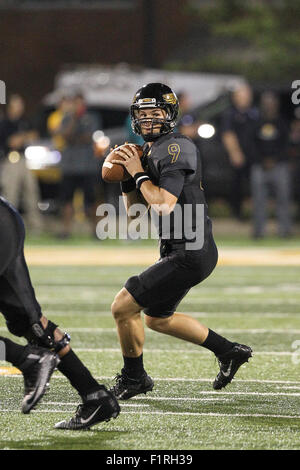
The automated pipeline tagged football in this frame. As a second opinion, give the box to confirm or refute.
[102,143,143,183]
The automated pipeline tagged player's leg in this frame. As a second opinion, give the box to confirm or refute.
[111,288,144,358]
[82,174,97,235]
[22,159,43,233]
[145,312,252,389]
[273,163,292,237]
[145,311,209,344]
[110,288,154,399]
[250,164,267,238]
[59,175,75,238]
[0,335,59,413]
[0,159,22,209]
[0,198,120,428]
[128,239,251,391]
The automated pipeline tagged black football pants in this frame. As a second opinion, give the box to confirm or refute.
[0,197,42,336]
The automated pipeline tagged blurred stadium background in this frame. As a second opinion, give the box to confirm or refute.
[1,0,300,451]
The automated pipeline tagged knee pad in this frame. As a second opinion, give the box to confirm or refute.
[26,320,71,353]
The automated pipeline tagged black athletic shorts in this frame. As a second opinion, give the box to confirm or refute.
[125,235,218,318]
[0,197,42,336]
[60,174,96,207]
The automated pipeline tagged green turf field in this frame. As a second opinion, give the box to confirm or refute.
[1,262,300,450]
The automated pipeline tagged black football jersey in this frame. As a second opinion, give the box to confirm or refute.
[141,132,213,248]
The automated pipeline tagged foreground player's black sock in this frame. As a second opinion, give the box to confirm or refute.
[200,329,234,357]
[0,337,26,366]
[123,354,145,379]
[57,349,100,397]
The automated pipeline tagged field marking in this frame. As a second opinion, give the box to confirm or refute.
[122,411,300,419]
[39,398,231,406]
[41,402,149,408]
[2,327,299,335]
[3,374,300,385]
[33,298,300,305]
[57,348,297,356]
[24,246,300,266]
[34,285,300,294]
[41,311,300,318]
[0,348,296,356]
[0,367,22,376]
[276,386,300,390]
[133,392,300,398]
[41,392,300,400]
[0,409,299,419]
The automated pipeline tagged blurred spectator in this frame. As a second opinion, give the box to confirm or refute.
[251,91,291,238]
[57,93,99,238]
[0,94,43,233]
[47,95,74,151]
[288,119,300,220]
[221,84,259,220]
[177,91,200,140]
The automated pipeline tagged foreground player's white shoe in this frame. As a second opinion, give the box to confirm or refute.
[54,387,120,430]
[20,346,60,414]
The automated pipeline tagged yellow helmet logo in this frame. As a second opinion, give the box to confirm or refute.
[163,93,177,104]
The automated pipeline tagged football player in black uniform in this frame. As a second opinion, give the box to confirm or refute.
[0,196,120,427]
[110,83,252,399]
[0,336,59,413]
[0,198,59,413]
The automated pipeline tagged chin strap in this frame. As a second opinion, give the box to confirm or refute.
[25,320,71,353]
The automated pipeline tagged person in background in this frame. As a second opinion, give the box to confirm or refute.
[57,93,99,238]
[47,95,74,152]
[251,91,291,238]
[221,84,259,220]
[176,91,200,141]
[288,119,300,221]
[0,94,43,233]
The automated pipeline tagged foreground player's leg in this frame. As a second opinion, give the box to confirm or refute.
[110,289,154,399]
[0,197,120,428]
[27,317,120,429]
[145,313,252,389]
[0,336,59,413]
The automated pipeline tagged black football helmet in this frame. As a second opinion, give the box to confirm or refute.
[130,83,179,142]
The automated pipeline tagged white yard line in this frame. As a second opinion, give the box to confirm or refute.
[41,402,149,407]
[64,348,296,356]
[42,311,300,318]
[2,327,298,334]
[122,411,300,419]
[0,409,299,419]
[40,392,300,400]
[33,299,300,305]
[3,375,300,385]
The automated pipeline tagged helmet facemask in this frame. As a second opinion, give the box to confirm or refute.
[130,83,179,142]
[131,108,172,142]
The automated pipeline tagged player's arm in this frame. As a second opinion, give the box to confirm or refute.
[58,114,78,143]
[222,131,245,167]
[121,184,150,218]
[113,145,178,216]
[137,180,178,216]
[122,179,177,217]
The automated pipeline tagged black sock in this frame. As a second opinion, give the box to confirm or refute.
[123,354,145,379]
[0,337,26,367]
[201,329,234,357]
[57,349,100,397]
